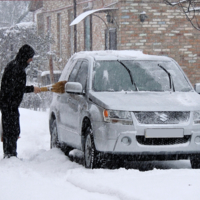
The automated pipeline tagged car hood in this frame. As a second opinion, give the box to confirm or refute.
[89,91,200,111]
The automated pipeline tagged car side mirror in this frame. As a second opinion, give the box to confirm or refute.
[194,83,200,94]
[65,82,83,94]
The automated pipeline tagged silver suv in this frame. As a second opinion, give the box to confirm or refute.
[49,50,200,169]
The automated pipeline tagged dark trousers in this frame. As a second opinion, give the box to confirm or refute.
[2,108,20,157]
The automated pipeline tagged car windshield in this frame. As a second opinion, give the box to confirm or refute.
[92,60,192,92]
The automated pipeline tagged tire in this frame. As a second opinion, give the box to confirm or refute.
[190,155,200,169]
[137,161,154,171]
[84,127,99,169]
[50,119,59,149]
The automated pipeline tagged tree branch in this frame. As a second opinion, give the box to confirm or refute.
[164,0,200,31]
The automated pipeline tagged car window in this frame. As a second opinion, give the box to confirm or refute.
[75,61,89,92]
[93,61,135,92]
[68,61,82,82]
[124,60,192,92]
[93,60,192,92]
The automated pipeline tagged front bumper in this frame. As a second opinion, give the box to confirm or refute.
[93,121,200,157]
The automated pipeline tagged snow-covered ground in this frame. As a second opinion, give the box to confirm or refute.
[0,108,200,200]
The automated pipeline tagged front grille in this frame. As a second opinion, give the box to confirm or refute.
[134,111,190,124]
[136,135,191,145]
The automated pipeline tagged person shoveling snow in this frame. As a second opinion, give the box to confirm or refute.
[0,44,41,158]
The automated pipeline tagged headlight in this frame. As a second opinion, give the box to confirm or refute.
[103,109,133,125]
[193,111,200,124]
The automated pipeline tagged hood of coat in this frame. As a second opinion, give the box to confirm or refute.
[15,44,35,67]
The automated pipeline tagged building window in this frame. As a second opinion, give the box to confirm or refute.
[105,29,109,50]
[105,28,117,50]
[10,44,13,51]
[109,28,117,50]
[57,13,62,56]
[47,16,51,36]
[37,13,44,36]
[68,10,74,57]
[84,16,92,51]
[47,16,51,51]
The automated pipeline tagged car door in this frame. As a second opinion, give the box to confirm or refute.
[59,60,89,148]
[58,60,82,145]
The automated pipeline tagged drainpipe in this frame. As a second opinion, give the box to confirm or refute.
[74,0,77,53]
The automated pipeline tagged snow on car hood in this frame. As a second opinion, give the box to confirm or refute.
[89,91,200,111]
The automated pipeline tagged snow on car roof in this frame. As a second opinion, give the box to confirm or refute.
[72,50,172,61]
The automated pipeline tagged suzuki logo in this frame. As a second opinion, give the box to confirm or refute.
[155,112,169,122]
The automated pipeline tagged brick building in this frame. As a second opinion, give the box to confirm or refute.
[29,0,200,85]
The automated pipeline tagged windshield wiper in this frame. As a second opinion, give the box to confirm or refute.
[158,64,175,92]
[117,60,139,91]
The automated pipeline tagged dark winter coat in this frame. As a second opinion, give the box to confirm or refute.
[0,44,35,157]
[0,44,35,111]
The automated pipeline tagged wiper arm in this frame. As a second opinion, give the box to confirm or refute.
[117,60,139,91]
[158,64,175,92]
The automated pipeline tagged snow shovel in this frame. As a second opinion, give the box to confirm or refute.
[40,81,67,94]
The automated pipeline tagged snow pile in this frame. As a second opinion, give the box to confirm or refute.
[0,108,199,200]
[15,22,36,29]
[41,70,62,77]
